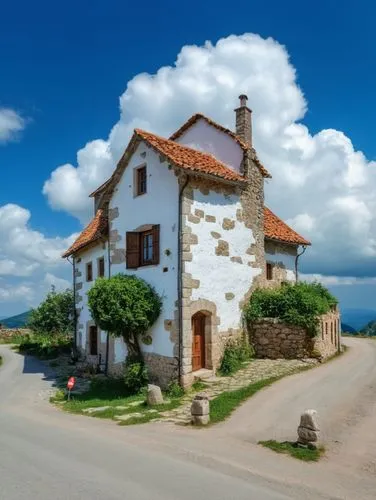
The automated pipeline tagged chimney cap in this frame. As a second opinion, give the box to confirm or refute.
[238,94,248,106]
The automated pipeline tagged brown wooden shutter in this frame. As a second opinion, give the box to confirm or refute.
[126,232,140,269]
[152,224,160,265]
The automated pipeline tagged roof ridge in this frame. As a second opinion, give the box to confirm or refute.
[169,114,271,178]
[169,113,249,149]
[135,128,234,163]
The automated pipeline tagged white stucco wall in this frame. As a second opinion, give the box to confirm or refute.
[110,141,180,360]
[75,242,108,349]
[265,247,296,282]
[186,189,262,332]
[175,119,243,173]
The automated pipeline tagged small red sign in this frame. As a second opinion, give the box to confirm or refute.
[67,376,76,390]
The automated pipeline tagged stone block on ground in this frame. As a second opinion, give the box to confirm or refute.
[147,384,164,406]
[191,392,210,425]
[82,406,111,414]
[297,409,320,444]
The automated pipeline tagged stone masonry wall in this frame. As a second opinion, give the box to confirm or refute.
[250,307,340,360]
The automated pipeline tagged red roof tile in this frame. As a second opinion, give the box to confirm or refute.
[135,128,246,183]
[264,207,311,246]
[169,113,271,178]
[62,209,108,258]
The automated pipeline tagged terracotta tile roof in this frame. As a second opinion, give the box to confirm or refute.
[135,128,246,183]
[264,207,311,246]
[169,113,271,178]
[62,209,108,258]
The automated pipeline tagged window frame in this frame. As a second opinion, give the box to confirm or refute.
[97,256,105,278]
[86,262,93,282]
[135,165,147,196]
[126,225,160,269]
[140,230,154,266]
[266,262,273,281]
[89,325,98,355]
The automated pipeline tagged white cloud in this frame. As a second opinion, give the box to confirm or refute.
[0,204,76,315]
[302,274,376,286]
[43,272,71,291]
[0,108,26,143]
[37,32,376,279]
[0,283,34,303]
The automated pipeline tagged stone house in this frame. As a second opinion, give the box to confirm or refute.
[63,94,311,387]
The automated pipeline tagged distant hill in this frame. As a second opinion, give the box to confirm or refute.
[341,323,357,334]
[360,320,376,337]
[340,308,376,331]
[0,311,31,328]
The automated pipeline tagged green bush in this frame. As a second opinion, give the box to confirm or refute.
[244,281,337,337]
[18,331,72,359]
[88,274,162,361]
[28,287,74,335]
[219,337,253,376]
[167,380,185,398]
[123,360,148,394]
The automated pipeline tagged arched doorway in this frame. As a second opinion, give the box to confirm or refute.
[192,312,206,371]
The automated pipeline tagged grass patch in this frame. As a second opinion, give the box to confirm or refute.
[259,440,325,462]
[210,376,280,423]
[51,376,183,424]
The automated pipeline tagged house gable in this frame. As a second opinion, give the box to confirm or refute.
[173,116,244,174]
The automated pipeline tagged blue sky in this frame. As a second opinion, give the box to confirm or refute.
[1,0,376,316]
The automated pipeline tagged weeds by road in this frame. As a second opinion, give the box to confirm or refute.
[259,440,325,462]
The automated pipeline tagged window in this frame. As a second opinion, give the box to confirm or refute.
[266,263,273,280]
[331,322,334,343]
[86,262,93,282]
[136,166,147,196]
[141,231,154,265]
[98,257,105,278]
[89,325,98,355]
[126,225,160,269]
[325,322,328,336]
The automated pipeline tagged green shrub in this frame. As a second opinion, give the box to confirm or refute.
[167,380,185,398]
[18,331,72,359]
[244,281,337,337]
[88,274,162,361]
[28,287,74,335]
[219,337,253,376]
[123,360,148,394]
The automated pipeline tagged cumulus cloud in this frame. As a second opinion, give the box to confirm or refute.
[0,108,26,143]
[301,274,376,286]
[0,283,34,303]
[42,33,376,278]
[0,204,76,314]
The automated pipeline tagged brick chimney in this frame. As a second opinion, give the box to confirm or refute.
[235,94,252,147]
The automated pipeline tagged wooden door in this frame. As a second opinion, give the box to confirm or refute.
[192,313,205,371]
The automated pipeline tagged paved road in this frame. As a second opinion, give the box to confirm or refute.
[1,338,376,499]
[0,346,304,500]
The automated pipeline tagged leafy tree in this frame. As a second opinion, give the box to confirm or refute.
[244,281,338,337]
[87,274,162,361]
[28,286,74,335]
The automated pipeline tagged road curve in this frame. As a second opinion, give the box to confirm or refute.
[1,338,376,499]
[0,345,303,500]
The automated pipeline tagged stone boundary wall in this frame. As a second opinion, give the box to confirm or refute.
[0,328,31,341]
[250,308,341,360]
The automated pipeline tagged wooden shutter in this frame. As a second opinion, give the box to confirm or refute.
[126,232,140,269]
[152,224,160,265]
